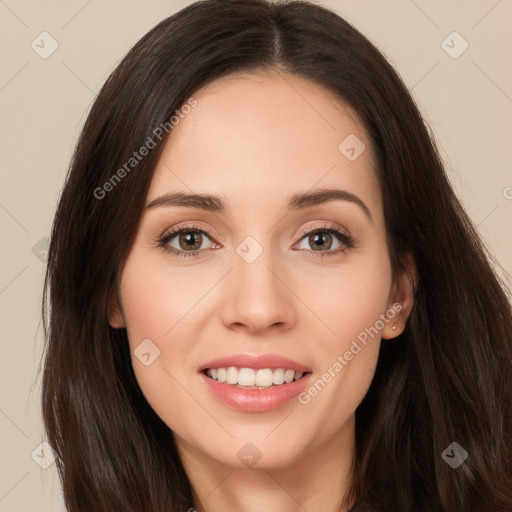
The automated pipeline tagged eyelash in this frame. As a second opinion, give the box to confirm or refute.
[155,223,355,260]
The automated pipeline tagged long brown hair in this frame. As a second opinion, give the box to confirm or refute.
[40,0,512,510]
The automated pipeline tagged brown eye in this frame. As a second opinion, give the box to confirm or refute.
[157,226,218,258]
[294,225,354,258]
[178,230,203,251]
[308,231,334,251]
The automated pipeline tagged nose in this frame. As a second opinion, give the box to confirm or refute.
[221,245,296,334]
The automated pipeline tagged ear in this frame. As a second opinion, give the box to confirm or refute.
[107,287,126,329]
[382,252,417,340]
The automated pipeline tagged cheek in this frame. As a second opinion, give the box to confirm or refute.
[117,252,201,425]
[293,247,393,344]
[117,249,220,413]
[293,251,392,428]
[119,249,209,350]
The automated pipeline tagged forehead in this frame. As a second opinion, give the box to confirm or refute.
[147,71,382,220]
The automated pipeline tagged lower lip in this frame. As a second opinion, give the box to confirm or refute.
[199,371,312,412]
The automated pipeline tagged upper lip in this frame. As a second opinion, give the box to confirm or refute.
[199,354,311,373]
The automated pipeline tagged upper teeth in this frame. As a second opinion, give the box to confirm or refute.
[206,367,304,387]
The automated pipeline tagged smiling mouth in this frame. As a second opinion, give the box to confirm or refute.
[202,367,311,389]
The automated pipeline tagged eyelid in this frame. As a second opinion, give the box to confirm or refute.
[159,222,217,242]
[294,221,352,241]
[159,221,350,245]
[155,222,219,259]
[291,222,354,258]
[157,221,354,259]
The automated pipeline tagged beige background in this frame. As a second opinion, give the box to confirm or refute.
[0,0,511,510]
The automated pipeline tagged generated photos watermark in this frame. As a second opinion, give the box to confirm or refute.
[93,97,198,200]
[298,302,402,405]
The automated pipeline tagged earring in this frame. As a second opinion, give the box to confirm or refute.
[392,324,397,330]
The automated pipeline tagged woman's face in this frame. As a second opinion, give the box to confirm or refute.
[109,71,412,470]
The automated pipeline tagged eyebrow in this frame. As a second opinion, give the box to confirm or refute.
[146,188,372,221]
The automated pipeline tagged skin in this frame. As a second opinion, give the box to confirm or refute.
[109,71,415,512]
